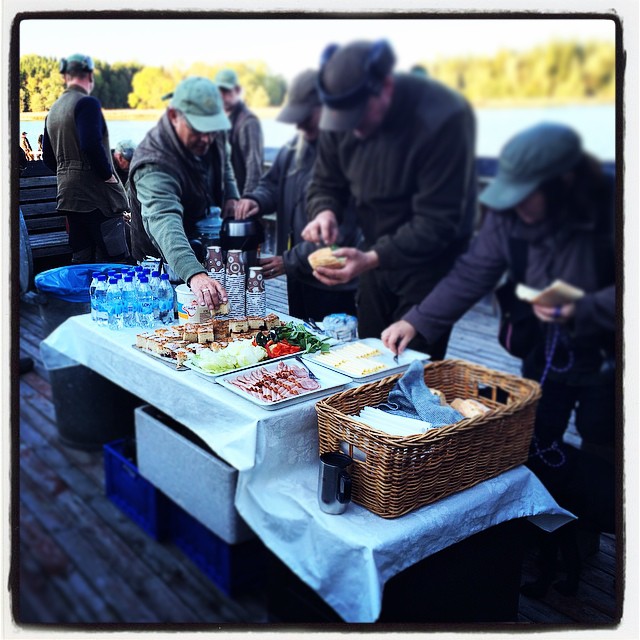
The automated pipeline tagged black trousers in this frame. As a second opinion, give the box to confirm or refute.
[355,267,452,360]
[286,279,357,322]
[65,209,130,263]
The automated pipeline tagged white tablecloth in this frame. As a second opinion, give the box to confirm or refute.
[41,314,574,622]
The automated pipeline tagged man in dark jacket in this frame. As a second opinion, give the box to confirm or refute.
[235,69,359,320]
[128,76,239,311]
[302,40,477,358]
[43,53,130,263]
[215,68,264,194]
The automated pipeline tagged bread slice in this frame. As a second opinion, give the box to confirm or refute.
[308,246,346,270]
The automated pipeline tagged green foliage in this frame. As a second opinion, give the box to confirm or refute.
[20,39,615,113]
[426,39,615,102]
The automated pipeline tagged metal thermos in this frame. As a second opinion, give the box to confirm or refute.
[318,452,353,515]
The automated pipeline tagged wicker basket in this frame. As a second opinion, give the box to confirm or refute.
[315,359,541,519]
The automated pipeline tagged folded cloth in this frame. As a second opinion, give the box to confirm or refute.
[380,360,464,426]
[356,406,433,437]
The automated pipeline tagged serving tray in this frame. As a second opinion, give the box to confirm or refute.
[131,345,188,371]
[302,337,430,382]
[183,350,299,380]
[217,359,351,410]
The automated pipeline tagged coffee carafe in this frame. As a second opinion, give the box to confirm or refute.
[219,217,265,269]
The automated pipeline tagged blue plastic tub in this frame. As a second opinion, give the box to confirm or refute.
[103,438,171,541]
[167,501,265,596]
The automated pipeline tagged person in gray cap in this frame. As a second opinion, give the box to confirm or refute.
[215,68,264,194]
[383,122,616,589]
[302,39,477,359]
[234,69,360,320]
[128,76,240,310]
[42,53,130,263]
[111,139,137,186]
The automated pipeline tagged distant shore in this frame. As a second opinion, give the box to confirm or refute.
[20,98,614,121]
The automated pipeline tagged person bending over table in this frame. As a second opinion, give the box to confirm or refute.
[381,122,616,596]
[128,76,239,311]
[301,39,477,359]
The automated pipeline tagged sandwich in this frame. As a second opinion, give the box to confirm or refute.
[308,246,346,270]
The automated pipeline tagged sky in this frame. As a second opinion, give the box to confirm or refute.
[18,16,616,81]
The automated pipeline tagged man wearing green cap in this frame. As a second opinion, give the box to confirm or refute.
[128,76,239,310]
[215,68,264,194]
[302,40,477,359]
[111,139,137,187]
[42,53,130,263]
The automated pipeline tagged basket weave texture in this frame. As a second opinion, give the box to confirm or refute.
[316,359,541,519]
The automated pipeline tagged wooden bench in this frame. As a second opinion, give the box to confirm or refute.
[19,162,72,265]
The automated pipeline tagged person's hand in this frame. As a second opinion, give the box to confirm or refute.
[105,174,118,184]
[235,198,260,220]
[122,211,131,224]
[188,272,228,311]
[381,320,417,357]
[258,256,285,279]
[223,199,238,218]
[301,210,338,245]
[533,302,576,324]
[311,248,379,286]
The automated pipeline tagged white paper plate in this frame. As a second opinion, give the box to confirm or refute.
[301,337,430,382]
[217,359,351,410]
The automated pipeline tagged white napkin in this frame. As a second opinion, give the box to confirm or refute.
[353,406,433,437]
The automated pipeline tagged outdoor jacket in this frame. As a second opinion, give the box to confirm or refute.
[244,135,359,291]
[404,183,616,378]
[229,101,264,194]
[43,85,128,215]
[128,111,239,283]
[307,73,477,279]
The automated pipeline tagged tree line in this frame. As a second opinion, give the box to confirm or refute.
[422,40,615,102]
[20,39,615,113]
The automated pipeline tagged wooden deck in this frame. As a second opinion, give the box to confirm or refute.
[13,276,621,628]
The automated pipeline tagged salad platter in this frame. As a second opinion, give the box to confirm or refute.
[217,358,352,410]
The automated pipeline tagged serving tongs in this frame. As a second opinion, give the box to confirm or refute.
[294,356,319,381]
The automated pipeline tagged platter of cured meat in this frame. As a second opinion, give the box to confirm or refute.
[216,358,352,410]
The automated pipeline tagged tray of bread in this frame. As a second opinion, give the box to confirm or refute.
[302,337,430,382]
[217,358,352,411]
[133,313,285,372]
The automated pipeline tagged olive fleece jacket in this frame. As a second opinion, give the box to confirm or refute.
[307,73,477,272]
[129,112,239,283]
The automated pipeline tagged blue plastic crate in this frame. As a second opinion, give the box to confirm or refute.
[103,438,170,541]
[168,501,265,596]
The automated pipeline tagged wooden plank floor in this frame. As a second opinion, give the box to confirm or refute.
[13,276,621,627]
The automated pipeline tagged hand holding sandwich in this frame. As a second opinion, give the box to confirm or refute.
[310,246,379,286]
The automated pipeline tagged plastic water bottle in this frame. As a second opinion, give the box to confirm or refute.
[122,276,138,328]
[89,271,100,321]
[137,276,155,328]
[150,270,161,320]
[94,275,109,327]
[106,277,124,331]
[156,274,175,325]
[115,272,124,289]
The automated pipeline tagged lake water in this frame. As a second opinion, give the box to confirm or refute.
[21,103,616,162]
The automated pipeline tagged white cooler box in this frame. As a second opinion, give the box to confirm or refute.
[134,405,254,544]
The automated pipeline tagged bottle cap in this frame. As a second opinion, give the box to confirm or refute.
[152,270,160,277]
[109,278,118,284]
[98,274,107,281]
[160,273,170,280]
[139,276,148,283]
[124,276,133,282]
[92,271,100,277]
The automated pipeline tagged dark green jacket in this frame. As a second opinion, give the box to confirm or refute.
[307,74,477,274]
[44,85,128,215]
[128,111,239,280]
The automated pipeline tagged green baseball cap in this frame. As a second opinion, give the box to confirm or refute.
[479,122,583,211]
[167,76,230,133]
[114,139,137,161]
[215,68,239,90]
